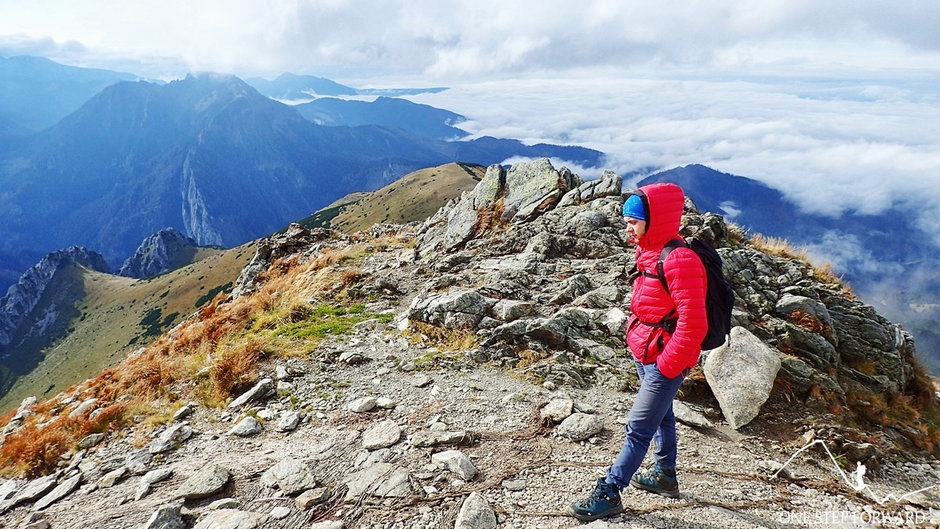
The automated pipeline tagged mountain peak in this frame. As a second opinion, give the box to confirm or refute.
[0,246,108,350]
[118,228,200,279]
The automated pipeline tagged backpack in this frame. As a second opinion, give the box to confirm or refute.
[648,237,734,350]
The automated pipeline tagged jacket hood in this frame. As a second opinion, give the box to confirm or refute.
[636,182,685,249]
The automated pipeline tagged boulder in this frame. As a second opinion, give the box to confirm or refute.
[431,450,478,481]
[704,326,781,429]
[556,413,604,441]
[455,492,497,529]
[33,473,81,511]
[362,420,402,450]
[227,379,274,409]
[261,458,318,495]
[174,465,230,500]
[149,424,193,454]
[142,502,185,529]
[408,288,487,329]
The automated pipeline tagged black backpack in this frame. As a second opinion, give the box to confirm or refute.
[648,237,734,350]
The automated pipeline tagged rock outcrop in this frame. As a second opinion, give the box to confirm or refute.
[117,227,199,278]
[0,246,109,350]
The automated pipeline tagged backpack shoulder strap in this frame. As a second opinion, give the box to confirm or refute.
[655,238,688,295]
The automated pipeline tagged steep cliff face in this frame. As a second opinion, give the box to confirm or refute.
[117,227,199,278]
[0,247,109,350]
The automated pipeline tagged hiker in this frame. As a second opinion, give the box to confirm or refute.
[570,182,707,522]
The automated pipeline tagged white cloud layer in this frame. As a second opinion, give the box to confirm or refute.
[2,1,940,241]
[406,75,940,243]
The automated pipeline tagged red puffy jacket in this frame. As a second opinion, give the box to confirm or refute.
[625,183,707,378]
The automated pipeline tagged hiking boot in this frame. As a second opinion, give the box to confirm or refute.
[569,477,624,521]
[631,465,680,498]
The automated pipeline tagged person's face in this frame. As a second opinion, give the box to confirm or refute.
[625,217,647,238]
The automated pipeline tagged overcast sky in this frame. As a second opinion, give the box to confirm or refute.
[3,1,940,239]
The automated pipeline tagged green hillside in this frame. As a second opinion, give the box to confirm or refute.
[301,162,485,232]
[0,244,255,413]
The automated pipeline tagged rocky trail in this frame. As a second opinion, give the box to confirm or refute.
[2,327,938,529]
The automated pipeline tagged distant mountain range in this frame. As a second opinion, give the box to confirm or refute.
[0,55,137,139]
[0,58,602,296]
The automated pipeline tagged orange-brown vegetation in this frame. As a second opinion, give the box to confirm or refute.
[0,238,398,477]
[0,401,126,477]
[788,309,827,334]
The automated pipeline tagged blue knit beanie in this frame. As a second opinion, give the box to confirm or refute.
[622,194,646,221]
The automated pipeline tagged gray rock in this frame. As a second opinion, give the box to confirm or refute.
[276,411,302,432]
[149,424,193,454]
[347,396,378,413]
[3,474,57,511]
[192,509,263,529]
[142,502,185,529]
[98,466,129,488]
[227,416,263,437]
[491,299,536,322]
[431,450,478,481]
[455,492,497,529]
[136,468,174,500]
[0,478,19,501]
[344,463,412,500]
[540,399,574,424]
[172,403,195,421]
[33,473,81,511]
[502,479,527,491]
[500,158,577,223]
[672,400,714,429]
[704,326,781,429]
[557,170,622,207]
[411,374,433,387]
[228,378,274,409]
[270,506,292,519]
[174,465,230,500]
[362,420,402,450]
[408,288,487,329]
[261,458,318,495]
[68,398,98,419]
[410,430,467,447]
[142,467,174,486]
[209,498,240,510]
[295,487,330,510]
[375,397,397,409]
[309,521,344,529]
[556,413,604,441]
[126,449,153,474]
[77,432,105,449]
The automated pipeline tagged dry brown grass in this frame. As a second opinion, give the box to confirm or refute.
[209,337,265,401]
[749,233,847,288]
[0,239,386,477]
[406,321,479,352]
[788,309,827,334]
[0,401,126,477]
[515,348,549,369]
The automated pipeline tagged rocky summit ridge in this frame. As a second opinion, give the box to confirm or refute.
[0,159,938,529]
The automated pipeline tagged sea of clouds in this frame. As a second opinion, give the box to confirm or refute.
[406,74,940,244]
